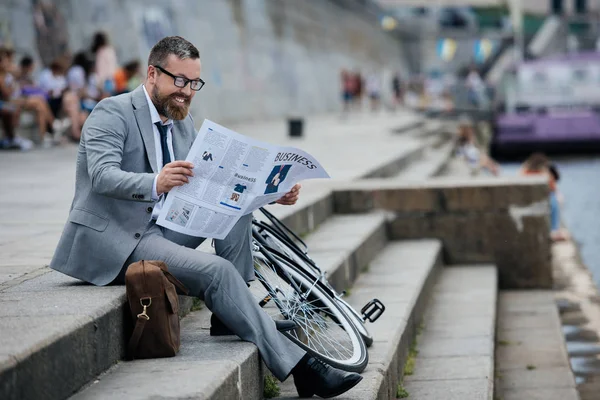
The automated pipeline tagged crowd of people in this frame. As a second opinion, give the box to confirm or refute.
[340,69,405,114]
[340,68,463,117]
[0,32,142,151]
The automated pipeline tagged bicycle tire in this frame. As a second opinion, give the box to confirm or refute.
[254,220,375,347]
[251,248,369,373]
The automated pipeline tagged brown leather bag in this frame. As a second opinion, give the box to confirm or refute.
[125,260,188,359]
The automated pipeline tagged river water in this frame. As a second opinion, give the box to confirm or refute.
[503,157,600,289]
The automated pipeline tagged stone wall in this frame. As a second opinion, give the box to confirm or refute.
[0,0,407,125]
[334,177,553,289]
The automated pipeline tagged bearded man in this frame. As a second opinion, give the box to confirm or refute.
[50,36,362,398]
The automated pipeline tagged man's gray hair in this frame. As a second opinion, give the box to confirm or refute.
[148,36,200,68]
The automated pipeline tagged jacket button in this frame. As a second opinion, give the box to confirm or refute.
[134,233,141,239]
[146,207,153,213]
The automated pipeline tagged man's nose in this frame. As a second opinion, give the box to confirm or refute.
[179,84,193,97]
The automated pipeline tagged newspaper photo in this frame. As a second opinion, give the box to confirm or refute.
[156,119,330,239]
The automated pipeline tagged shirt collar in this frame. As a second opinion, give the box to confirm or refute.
[142,85,172,126]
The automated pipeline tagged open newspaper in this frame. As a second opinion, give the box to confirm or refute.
[156,119,330,239]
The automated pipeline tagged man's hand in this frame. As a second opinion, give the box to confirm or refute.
[276,183,301,206]
[156,161,194,195]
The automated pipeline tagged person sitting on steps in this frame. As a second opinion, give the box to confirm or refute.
[50,35,362,398]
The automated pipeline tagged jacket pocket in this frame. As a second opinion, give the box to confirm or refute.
[69,208,109,232]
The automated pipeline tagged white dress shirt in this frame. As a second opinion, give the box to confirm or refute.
[142,85,175,220]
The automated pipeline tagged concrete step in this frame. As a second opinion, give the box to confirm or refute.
[391,139,455,181]
[301,212,389,292]
[403,266,497,399]
[495,291,579,400]
[71,239,439,400]
[275,239,444,399]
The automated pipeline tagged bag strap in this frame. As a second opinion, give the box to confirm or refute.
[127,295,152,359]
[128,315,147,359]
[163,270,189,295]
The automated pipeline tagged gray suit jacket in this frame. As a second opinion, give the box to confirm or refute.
[50,85,197,286]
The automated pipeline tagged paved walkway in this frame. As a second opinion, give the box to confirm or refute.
[0,110,423,289]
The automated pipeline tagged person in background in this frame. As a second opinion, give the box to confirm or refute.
[520,153,568,241]
[365,72,381,111]
[17,56,45,96]
[0,49,33,150]
[353,71,363,111]
[39,58,68,119]
[0,49,55,147]
[114,60,142,94]
[91,31,118,95]
[340,69,355,114]
[466,65,486,107]
[391,72,403,108]
[65,51,100,140]
[456,117,499,176]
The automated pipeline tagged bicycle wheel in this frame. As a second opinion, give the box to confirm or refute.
[251,249,368,373]
[335,298,374,347]
[254,221,375,347]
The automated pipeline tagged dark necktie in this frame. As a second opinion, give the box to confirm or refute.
[154,122,172,167]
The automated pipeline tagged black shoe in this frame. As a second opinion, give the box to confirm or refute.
[209,314,297,336]
[292,354,363,398]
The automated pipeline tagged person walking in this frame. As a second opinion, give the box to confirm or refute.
[50,35,362,398]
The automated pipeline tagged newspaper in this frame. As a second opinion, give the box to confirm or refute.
[156,119,330,239]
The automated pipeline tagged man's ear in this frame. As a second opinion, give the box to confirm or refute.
[147,65,156,83]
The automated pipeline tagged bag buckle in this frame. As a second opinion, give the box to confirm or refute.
[137,297,152,320]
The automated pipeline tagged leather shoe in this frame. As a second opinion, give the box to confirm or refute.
[292,354,363,398]
[210,314,297,336]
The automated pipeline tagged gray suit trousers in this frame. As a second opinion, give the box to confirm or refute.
[117,213,305,381]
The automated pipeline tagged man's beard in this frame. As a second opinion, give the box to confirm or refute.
[151,85,191,120]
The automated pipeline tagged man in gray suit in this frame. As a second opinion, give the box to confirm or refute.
[50,36,361,398]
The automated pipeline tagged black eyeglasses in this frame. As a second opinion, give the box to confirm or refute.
[153,65,205,91]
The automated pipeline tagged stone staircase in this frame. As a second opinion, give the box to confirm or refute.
[0,115,578,400]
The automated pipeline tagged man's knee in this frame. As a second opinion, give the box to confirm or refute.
[210,257,240,283]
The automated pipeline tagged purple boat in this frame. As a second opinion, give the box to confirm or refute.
[492,52,600,157]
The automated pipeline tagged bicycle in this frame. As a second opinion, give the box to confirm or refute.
[248,208,385,373]
[255,207,385,347]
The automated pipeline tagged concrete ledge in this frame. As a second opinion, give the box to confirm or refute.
[404,266,498,400]
[361,142,426,179]
[71,308,264,400]
[0,272,193,400]
[333,177,552,289]
[495,291,579,400]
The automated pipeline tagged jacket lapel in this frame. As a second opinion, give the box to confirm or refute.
[131,86,158,173]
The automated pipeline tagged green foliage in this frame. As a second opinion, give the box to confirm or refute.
[191,298,203,312]
[396,384,409,398]
[264,374,281,398]
[404,339,419,376]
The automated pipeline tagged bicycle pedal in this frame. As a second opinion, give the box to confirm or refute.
[361,298,385,323]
